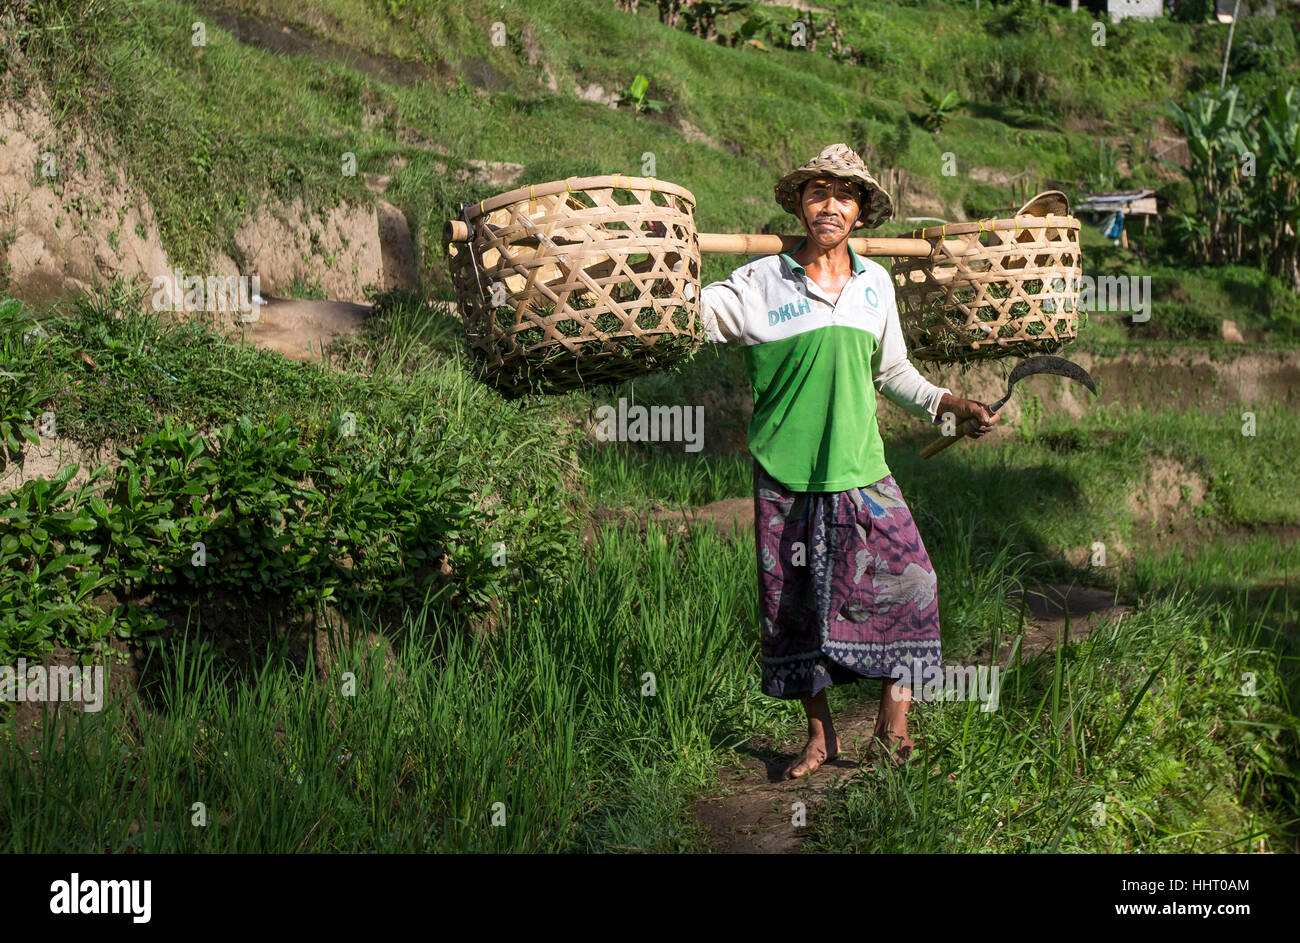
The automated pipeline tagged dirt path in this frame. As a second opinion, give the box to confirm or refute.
[241,295,371,361]
[581,497,753,547]
[586,497,1131,854]
[694,581,1130,853]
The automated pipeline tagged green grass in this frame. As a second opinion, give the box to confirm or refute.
[888,401,1300,539]
[571,397,1300,565]
[1131,533,1300,598]
[810,592,1298,853]
[8,0,1297,308]
[579,443,751,511]
[1128,532,1300,709]
[21,281,584,518]
[0,517,781,852]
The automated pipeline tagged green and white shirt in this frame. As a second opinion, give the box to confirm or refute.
[699,239,950,491]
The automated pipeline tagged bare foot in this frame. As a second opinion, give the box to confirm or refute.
[867,728,915,767]
[784,733,840,779]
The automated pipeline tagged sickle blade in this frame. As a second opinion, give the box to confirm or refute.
[1007,355,1097,396]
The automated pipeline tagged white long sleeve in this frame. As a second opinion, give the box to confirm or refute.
[698,260,760,344]
[871,278,950,423]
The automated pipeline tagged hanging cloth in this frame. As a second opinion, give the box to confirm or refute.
[1102,210,1125,239]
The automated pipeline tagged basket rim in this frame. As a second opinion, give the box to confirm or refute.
[460,175,698,222]
[907,214,1081,239]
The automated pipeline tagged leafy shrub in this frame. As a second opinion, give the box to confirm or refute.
[0,410,531,658]
[1168,0,1214,24]
[1231,18,1298,82]
[190,415,325,603]
[0,299,55,471]
[94,415,504,615]
[0,466,116,661]
[94,421,216,591]
[310,416,496,610]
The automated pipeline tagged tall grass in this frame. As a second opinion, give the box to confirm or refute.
[812,593,1299,853]
[573,393,1300,574]
[578,443,750,511]
[3,468,1293,853]
[0,518,783,852]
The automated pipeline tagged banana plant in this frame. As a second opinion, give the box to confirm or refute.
[682,1,750,43]
[1163,86,1257,263]
[1163,85,1299,288]
[919,89,965,133]
[1256,87,1299,286]
[617,74,666,114]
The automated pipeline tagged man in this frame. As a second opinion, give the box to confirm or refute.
[697,143,998,778]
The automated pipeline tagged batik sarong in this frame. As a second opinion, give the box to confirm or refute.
[754,458,943,700]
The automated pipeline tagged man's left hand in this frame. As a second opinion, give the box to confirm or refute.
[937,393,1001,439]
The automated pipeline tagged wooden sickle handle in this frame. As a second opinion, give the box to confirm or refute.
[921,395,1007,459]
[920,422,974,459]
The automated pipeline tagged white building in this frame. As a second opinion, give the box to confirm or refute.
[1047,1,1162,21]
[1107,0,1163,21]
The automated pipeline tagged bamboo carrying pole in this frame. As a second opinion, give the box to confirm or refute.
[443,181,1079,394]
[696,232,969,257]
[442,219,977,258]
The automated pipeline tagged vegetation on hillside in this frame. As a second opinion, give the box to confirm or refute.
[0,288,581,662]
[3,0,1297,338]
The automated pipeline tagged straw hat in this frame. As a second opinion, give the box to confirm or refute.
[774,143,893,230]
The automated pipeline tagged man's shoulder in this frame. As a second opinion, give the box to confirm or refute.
[726,254,785,281]
[858,255,893,283]
[702,255,786,296]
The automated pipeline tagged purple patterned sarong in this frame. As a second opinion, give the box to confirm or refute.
[753,458,943,700]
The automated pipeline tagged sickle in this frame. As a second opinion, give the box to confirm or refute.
[920,355,1097,459]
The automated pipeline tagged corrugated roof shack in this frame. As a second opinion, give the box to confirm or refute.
[1076,189,1161,254]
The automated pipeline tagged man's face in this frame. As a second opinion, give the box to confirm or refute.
[798,177,864,247]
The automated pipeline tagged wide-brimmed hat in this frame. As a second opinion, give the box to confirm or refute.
[774,143,893,230]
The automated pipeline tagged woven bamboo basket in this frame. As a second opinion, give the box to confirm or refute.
[446,175,702,395]
[890,214,1082,363]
